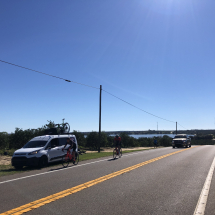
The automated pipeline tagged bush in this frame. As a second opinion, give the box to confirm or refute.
[193,134,213,140]
[86,131,98,150]
[0,132,9,150]
[159,135,172,147]
[72,130,86,147]
[191,139,214,145]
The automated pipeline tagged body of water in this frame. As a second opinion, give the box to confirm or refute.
[129,134,195,139]
[129,134,176,139]
[84,134,194,139]
[108,134,176,139]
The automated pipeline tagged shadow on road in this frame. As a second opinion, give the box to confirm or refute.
[49,164,78,171]
[107,158,118,161]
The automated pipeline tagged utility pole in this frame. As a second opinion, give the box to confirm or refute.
[157,122,158,133]
[176,122,177,135]
[98,85,102,153]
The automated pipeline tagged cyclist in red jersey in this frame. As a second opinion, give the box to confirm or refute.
[62,138,76,162]
[114,135,121,155]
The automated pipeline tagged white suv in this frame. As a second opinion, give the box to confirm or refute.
[172,134,191,148]
[12,135,78,169]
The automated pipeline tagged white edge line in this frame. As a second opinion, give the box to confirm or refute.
[193,156,215,215]
[0,149,152,185]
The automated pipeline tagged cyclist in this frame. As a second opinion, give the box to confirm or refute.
[114,134,121,155]
[153,138,158,148]
[62,137,77,163]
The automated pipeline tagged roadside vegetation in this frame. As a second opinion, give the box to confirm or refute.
[0,121,173,153]
[0,149,149,177]
[0,121,214,177]
[0,121,215,154]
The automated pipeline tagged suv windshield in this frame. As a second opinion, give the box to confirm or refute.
[175,135,186,138]
[23,141,47,148]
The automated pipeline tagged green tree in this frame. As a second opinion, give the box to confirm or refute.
[120,132,138,147]
[0,132,9,150]
[159,135,171,147]
[100,132,108,147]
[72,130,86,147]
[107,135,114,147]
[86,132,98,150]
[45,120,55,128]
[137,138,149,147]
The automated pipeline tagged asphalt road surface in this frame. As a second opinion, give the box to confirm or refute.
[0,146,215,215]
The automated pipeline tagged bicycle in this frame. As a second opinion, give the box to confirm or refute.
[55,122,70,134]
[62,148,79,167]
[45,120,70,135]
[113,147,122,159]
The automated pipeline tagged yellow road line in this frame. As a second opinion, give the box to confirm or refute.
[0,147,196,215]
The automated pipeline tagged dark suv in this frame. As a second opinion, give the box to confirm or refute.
[172,134,191,148]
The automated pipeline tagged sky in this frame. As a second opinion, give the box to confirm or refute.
[1,0,215,133]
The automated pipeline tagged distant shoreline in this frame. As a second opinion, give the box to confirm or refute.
[81,129,215,136]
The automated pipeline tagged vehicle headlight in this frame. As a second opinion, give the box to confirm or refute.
[28,150,40,155]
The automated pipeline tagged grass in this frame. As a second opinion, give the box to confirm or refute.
[0,148,16,156]
[78,149,149,162]
[0,148,150,178]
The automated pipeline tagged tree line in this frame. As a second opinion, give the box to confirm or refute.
[0,129,172,151]
[0,122,214,151]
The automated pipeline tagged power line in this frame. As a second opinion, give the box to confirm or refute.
[103,89,176,123]
[177,123,188,130]
[0,59,188,128]
[0,59,99,89]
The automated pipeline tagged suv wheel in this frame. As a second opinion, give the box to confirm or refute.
[38,156,48,168]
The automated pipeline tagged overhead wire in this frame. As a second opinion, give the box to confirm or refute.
[1,59,188,127]
[177,123,188,130]
[0,59,99,89]
[103,89,176,123]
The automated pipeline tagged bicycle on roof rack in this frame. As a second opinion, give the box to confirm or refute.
[54,122,70,134]
[45,120,70,135]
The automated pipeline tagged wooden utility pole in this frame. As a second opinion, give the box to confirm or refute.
[98,85,102,153]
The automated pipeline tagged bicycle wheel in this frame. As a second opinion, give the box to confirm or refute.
[113,149,117,159]
[74,152,79,165]
[62,155,70,168]
[63,123,70,133]
[119,148,122,158]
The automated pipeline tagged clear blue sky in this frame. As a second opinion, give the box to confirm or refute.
[1,0,215,133]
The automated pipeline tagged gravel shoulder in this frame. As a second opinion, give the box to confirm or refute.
[0,156,11,165]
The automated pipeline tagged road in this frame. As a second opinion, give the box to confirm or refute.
[0,146,215,215]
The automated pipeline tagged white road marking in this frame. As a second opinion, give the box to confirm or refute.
[193,156,215,215]
[0,149,152,185]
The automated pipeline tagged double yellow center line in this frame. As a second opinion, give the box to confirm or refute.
[1,147,195,215]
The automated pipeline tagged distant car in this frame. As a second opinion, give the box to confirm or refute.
[172,134,191,148]
[11,135,78,169]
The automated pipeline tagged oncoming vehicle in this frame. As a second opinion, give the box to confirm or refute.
[11,135,78,169]
[172,134,191,148]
